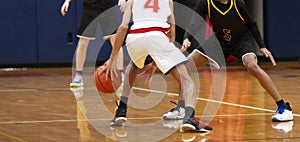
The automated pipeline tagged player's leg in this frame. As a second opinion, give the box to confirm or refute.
[169,64,196,112]
[162,63,193,120]
[70,6,98,87]
[111,61,139,126]
[186,49,210,72]
[76,38,90,71]
[231,33,292,122]
[70,38,90,87]
[169,64,212,132]
[147,34,213,131]
[243,53,281,100]
[162,48,213,120]
[110,29,153,125]
[242,53,293,122]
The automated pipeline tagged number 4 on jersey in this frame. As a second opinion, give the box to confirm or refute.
[144,0,160,13]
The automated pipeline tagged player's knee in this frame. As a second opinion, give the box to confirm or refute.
[245,62,260,74]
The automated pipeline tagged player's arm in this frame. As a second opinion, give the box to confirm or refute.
[167,0,176,42]
[105,0,132,79]
[237,0,265,49]
[182,0,208,51]
[118,0,127,12]
[61,0,71,16]
[111,0,132,59]
[237,0,276,66]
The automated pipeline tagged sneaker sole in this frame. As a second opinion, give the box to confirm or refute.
[110,122,124,127]
[116,117,127,124]
[198,128,212,132]
[110,117,127,127]
[271,118,293,122]
[182,124,212,132]
[70,84,83,87]
[69,87,83,91]
[163,116,183,120]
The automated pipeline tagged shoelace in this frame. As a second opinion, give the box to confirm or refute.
[73,73,82,82]
[168,101,179,112]
[277,105,286,114]
[170,100,177,105]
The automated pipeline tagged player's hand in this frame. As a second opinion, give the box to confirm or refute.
[118,0,127,13]
[96,64,107,76]
[260,48,276,66]
[60,0,70,16]
[104,58,118,81]
[181,38,191,52]
[137,62,158,84]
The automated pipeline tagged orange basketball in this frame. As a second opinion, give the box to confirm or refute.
[94,66,122,94]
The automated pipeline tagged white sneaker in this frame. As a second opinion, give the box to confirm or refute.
[271,102,293,122]
[163,107,185,120]
[272,121,293,135]
[70,73,83,87]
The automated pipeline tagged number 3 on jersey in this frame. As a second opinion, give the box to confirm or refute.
[144,0,160,13]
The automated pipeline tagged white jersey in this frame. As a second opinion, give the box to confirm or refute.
[131,0,171,30]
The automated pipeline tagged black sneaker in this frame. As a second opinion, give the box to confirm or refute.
[110,100,127,126]
[182,118,213,132]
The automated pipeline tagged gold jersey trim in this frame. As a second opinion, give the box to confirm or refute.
[207,0,244,22]
[207,0,211,19]
[234,0,245,22]
[210,0,233,15]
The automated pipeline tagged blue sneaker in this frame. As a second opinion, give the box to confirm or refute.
[271,102,293,122]
[70,73,83,87]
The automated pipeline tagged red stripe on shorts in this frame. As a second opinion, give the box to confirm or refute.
[129,27,170,36]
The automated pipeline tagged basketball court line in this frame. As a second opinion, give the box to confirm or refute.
[0,131,28,142]
[0,86,298,125]
[0,88,68,92]
[0,112,274,125]
[132,87,300,117]
[0,86,299,117]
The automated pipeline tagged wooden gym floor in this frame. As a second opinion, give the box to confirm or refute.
[0,61,299,142]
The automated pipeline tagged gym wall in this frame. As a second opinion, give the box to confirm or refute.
[0,0,299,67]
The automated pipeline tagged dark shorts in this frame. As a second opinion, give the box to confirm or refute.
[144,55,153,65]
[195,32,256,67]
[77,5,117,39]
